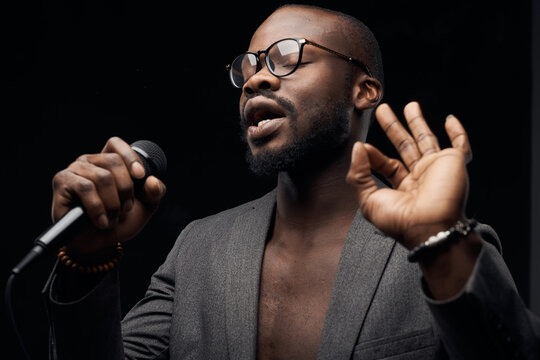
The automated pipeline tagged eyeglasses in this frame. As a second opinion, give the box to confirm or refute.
[226,37,373,88]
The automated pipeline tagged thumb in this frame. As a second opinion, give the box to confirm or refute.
[142,175,166,210]
[347,142,379,208]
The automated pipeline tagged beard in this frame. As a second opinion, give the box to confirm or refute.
[241,93,351,177]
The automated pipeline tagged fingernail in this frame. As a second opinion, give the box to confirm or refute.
[131,162,145,178]
[446,114,455,121]
[98,214,109,229]
[158,182,166,197]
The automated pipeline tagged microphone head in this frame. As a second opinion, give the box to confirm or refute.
[131,140,167,180]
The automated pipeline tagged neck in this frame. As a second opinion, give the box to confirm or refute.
[274,143,359,243]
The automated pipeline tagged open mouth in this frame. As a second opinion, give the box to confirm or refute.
[244,97,287,128]
[242,97,290,143]
[251,110,285,127]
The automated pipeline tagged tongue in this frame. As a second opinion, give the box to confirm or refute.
[257,119,273,127]
[248,117,285,139]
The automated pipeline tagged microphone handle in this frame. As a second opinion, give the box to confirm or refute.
[36,206,87,248]
[12,206,88,275]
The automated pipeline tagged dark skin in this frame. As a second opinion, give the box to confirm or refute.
[51,6,482,360]
[242,7,480,358]
[241,8,380,358]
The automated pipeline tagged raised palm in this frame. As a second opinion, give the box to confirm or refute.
[347,102,472,249]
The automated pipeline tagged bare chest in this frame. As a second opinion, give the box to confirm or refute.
[256,241,343,360]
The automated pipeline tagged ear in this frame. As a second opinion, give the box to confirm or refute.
[352,74,383,110]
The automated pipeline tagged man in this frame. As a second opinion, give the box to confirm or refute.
[46,4,540,359]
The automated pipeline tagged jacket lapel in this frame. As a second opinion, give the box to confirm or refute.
[224,190,276,360]
[317,210,397,360]
[223,190,396,360]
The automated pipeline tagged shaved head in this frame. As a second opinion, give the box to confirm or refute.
[274,4,384,86]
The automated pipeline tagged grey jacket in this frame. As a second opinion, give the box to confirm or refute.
[47,190,540,359]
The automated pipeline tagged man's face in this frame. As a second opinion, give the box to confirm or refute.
[238,8,355,176]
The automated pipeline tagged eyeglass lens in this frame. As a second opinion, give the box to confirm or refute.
[230,39,301,88]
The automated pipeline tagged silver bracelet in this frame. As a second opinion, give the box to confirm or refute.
[407,219,478,263]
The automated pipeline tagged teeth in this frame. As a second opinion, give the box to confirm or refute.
[257,119,272,127]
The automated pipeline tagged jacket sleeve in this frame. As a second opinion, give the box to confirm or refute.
[424,224,540,359]
[45,220,196,360]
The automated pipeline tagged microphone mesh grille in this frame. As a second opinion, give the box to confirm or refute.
[130,140,167,179]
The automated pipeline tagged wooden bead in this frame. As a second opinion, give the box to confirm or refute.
[57,243,123,273]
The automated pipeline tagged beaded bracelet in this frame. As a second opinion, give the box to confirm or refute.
[57,242,123,273]
[407,219,477,263]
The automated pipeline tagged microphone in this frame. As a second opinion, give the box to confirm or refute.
[11,140,167,275]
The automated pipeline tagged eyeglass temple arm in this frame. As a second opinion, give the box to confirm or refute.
[306,41,374,78]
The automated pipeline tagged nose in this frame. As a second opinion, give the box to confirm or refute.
[242,55,280,95]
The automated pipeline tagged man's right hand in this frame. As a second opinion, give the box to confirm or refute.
[51,137,166,259]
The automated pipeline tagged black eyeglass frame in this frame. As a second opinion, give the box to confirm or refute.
[226,37,374,88]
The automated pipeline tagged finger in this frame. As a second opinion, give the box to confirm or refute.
[403,102,440,156]
[102,137,145,179]
[142,176,167,211]
[375,103,422,171]
[80,153,135,212]
[445,114,473,164]
[364,143,409,188]
[52,169,110,229]
[67,159,123,226]
[346,142,379,211]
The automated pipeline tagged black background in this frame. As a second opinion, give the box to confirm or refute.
[3,0,533,358]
